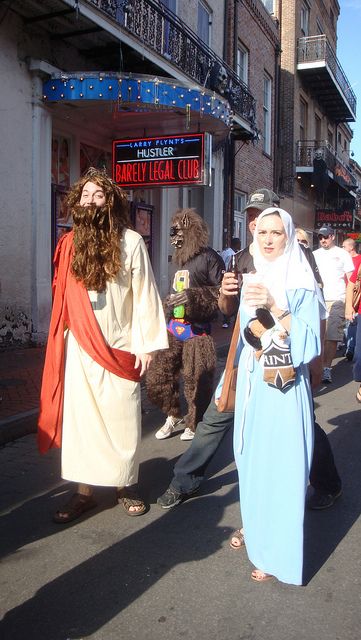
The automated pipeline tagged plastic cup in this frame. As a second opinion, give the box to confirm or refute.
[242,272,263,315]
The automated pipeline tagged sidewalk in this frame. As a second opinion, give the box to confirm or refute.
[0,319,232,445]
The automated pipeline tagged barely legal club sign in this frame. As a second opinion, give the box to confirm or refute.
[112,133,208,188]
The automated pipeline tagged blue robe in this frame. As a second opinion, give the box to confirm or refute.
[234,289,321,585]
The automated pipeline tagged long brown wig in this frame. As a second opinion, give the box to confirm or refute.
[62,168,131,292]
[171,208,209,267]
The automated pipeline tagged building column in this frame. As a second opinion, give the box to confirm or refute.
[205,149,224,251]
[159,188,178,297]
[30,74,52,342]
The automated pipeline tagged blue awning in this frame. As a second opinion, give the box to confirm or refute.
[43,72,232,140]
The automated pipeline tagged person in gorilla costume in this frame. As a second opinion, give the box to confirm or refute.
[146,208,225,441]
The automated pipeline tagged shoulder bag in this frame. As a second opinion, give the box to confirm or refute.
[352,264,361,312]
[217,313,240,413]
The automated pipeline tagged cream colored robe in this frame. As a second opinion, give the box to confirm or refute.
[61,228,168,487]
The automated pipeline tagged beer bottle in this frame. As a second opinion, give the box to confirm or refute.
[229,253,242,289]
[229,253,239,276]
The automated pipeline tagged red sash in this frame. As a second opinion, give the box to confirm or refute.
[38,231,141,454]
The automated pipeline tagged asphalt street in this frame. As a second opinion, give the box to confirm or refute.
[0,354,360,640]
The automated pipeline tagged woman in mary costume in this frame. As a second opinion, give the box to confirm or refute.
[232,207,326,585]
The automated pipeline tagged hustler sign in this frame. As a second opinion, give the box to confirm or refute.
[112,133,211,188]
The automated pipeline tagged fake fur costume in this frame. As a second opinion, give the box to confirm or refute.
[146,209,225,432]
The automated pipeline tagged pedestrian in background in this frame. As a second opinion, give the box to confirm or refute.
[345,257,361,402]
[342,238,361,361]
[296,227,324,290]
[295,227,309,248]
[313,226,354,383]
[38,168,168,523]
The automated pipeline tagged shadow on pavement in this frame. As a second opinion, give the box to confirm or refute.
[313,357,354,399]
[0,422,235,561]
[0,455,175,559]
[1,486,236,639]
[303,409,361,583]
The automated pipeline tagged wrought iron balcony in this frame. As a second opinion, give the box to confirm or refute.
[296,140,357,191]
[297,35,356,122]
[87,0,256,133]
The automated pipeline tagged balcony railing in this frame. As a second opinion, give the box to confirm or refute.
[87,0,256,130]
[296,140,335,170]
[296,140,357,189]
[298,35,356,118]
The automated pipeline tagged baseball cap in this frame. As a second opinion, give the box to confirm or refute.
[317,225,334,237]
[244,188,280,213]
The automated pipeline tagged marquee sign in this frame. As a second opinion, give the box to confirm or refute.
[112,133,211,188]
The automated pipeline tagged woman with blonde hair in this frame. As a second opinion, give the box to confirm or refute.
[295,227,309,247]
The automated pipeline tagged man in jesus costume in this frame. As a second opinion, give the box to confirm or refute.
[38,168,168,522]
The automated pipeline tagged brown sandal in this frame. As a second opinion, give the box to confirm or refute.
[53,492,97,524]
[229,528,245,550]
[116,488,147,517]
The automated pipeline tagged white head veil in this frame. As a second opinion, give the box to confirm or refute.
[252,207,324,310]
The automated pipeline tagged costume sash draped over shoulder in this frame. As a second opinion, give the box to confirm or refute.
[38,231,141,454]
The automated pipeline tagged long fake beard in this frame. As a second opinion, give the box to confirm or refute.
[71,204,121,292]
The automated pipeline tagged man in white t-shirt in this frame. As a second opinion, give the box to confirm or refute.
[313,225,354,383]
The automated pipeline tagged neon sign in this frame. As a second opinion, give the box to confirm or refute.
[315,209,354,230]
[112,133,211,188]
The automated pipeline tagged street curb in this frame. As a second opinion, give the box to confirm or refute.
[0,343,230,446]
[0,411,38,447]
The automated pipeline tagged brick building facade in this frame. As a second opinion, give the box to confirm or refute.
[224,0,280,247]
[273,0,357,240]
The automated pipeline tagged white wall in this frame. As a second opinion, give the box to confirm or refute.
[0,14,34,342]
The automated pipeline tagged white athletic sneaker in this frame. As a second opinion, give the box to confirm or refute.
[180,427,195,441]
[155,416,184,440]
[322,367,332,384]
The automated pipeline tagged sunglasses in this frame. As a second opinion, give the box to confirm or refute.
[318,234,331,239]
